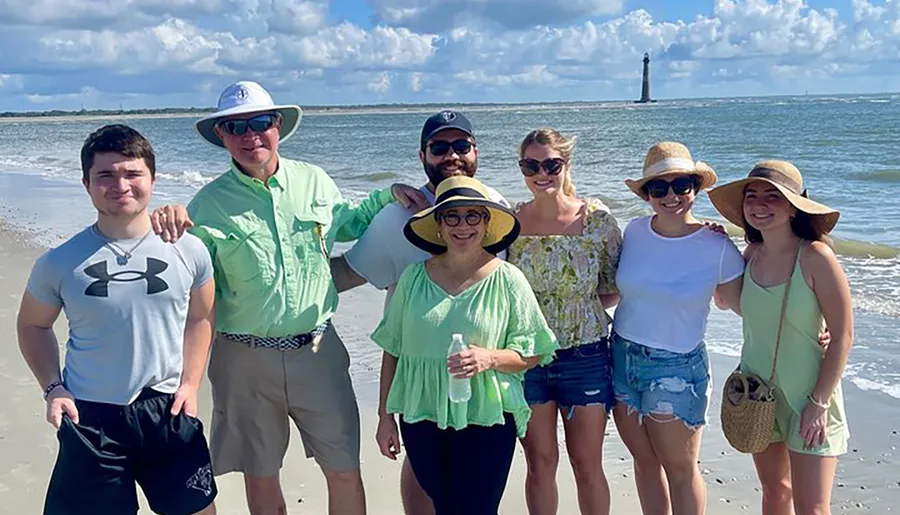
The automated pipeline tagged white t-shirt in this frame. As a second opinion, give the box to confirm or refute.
[613,216,744,353]
[343,184,509,307]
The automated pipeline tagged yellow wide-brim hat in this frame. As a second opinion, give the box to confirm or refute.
[625,141,718,200]
[709,159,840,234]
[404,176,520,255]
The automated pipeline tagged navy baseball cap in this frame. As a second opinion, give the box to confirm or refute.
[420,110,474,150]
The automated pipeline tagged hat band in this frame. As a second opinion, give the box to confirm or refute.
[435,187,487,204]
[645,157,696,176]
[749,167,802,194]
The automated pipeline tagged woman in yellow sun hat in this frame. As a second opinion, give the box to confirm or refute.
[371,175,558,515]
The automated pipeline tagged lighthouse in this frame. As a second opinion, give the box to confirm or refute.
[635,53,656,103]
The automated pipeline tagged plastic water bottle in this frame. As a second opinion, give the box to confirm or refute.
[448,333,472,403]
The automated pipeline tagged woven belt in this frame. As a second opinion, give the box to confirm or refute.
[222,320,331,351]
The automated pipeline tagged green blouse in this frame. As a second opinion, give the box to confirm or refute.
[371,261,558,437]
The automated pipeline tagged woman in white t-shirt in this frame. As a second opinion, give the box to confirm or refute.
[612,142,744,515]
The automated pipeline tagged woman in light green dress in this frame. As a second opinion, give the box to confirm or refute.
[710,160,852,515]
[372,175,558,515]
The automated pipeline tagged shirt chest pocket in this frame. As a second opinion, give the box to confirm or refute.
[288,204,333,277]
[216,229,276,285]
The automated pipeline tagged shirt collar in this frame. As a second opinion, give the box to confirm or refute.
[228,159,284,191]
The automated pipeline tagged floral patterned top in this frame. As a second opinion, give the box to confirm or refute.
[507,198,623,349]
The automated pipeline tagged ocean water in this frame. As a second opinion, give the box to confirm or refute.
[0,94,898,400]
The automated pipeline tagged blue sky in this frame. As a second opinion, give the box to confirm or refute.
[1,0,900,111]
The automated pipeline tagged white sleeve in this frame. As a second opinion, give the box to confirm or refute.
[719,238,745,284]
[343,213,397,290]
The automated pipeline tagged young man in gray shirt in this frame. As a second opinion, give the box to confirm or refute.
[16,125,218,515]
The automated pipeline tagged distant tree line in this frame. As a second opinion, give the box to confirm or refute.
[0,107,216,118]
[0,100,621,118]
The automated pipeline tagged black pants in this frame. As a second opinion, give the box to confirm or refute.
[400,414,517,515]
[44,389,217,515]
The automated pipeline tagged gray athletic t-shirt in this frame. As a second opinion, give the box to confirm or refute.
[27,225,213,405]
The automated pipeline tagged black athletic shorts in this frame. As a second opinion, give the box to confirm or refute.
[44,388,217,515]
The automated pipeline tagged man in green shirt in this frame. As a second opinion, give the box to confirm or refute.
[152,81,424,515]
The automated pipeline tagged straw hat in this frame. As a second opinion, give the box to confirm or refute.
[404,176,520,255]
[196,81,303,148]
[625,141,718,199]
[708,160,840,234]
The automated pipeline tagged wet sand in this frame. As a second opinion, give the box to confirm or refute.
[1,223,896,513]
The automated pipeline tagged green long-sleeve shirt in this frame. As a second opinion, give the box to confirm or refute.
[188,158,394,337]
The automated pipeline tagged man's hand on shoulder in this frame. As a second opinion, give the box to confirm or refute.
[390,184,429,210]
[151,204,194,243]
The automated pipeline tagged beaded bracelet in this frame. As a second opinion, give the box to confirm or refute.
[43,381,64,400]
[807,394,830,410]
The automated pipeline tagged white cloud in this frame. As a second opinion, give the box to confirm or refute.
[4,0,900,110]
[266,0,328,35]
[454,65,558,87]
[370,0,625,31]
[409,72,423,92]
[367,72,392,93]
[0,0,232,29]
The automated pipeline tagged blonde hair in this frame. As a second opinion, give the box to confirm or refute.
[519,128,577,197]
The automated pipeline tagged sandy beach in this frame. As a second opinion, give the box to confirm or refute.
[1,223,897,514]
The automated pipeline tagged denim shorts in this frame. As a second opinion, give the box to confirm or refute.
[524,340,615,414]
[610,332,711,428]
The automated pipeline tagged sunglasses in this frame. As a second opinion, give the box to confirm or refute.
[438,211,490,227]
[643,176,698,199]
[216,113,280,136]
[428,139,474,157]
[519,158,566,177]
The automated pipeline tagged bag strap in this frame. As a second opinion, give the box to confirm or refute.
[768,243,803,386]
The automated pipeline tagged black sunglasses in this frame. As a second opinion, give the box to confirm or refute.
[438,211,490,227]
[643,176,698,199]
[519,158,566,177]
[428,139,474,157]
[216,113,280,136]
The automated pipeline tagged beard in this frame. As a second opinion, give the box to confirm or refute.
[424,157,477,189]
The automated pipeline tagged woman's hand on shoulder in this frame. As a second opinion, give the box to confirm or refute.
[704,220,728,236]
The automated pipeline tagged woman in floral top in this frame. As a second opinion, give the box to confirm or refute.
[507,128,623,515]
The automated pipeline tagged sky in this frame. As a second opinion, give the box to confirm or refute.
[2,0,900,111]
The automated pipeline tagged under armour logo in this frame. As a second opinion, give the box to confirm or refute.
[186,464,214,496]
[440,110,456,122]
[83,258,169,297]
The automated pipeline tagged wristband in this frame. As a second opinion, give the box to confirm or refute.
[807,394,830,410]
[43,381,64,400]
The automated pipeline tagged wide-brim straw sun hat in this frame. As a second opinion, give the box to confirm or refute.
[196,81,303,148]
[625,141,718,200]
[404,176,520,255]
[709,159,840,234]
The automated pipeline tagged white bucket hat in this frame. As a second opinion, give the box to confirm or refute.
[195,81,303,148]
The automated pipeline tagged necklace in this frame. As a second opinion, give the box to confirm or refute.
[93,224,152,265]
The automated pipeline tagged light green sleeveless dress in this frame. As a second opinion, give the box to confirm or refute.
[740,245,849,456]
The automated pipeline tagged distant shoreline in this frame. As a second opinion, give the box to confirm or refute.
[3,91,898,123]
[0,101,651,123]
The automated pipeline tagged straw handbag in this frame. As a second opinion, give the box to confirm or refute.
[720,248,798,454]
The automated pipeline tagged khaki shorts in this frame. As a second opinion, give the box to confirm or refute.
[207,326,361,476]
